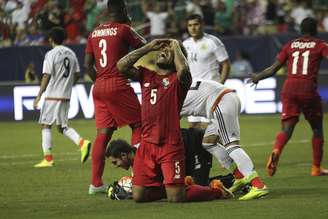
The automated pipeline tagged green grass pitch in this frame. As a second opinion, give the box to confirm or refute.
[1,114,328,219]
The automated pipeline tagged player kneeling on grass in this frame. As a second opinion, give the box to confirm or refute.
[116,39,233,202]
[105,138,233,201]
[33,27,91,167]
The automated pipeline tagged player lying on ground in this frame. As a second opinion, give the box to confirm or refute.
[105,128,234,187]
[33,27,91,168]
[117,39,232,202]
[180,79,269,200]
[248,17,328,177]
[105,136,233,201]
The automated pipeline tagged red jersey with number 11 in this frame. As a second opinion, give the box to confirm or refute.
[277,36,328,95]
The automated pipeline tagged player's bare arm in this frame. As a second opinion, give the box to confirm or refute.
[219,59,231,84]
[248,60,284,84]
[33,74,51,109]
[171,39,191,85]
[117,39,169,80]
[73,72,80,85]
[84,53,96,82]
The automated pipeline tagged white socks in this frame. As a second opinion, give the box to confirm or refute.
[202,143,234,169]
[226,145,254,178]
[42,128,52,154]
[63,127,81,146]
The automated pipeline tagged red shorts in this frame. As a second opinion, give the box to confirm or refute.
[93,81,141,129]
[281,93,322,122]
[132,140,185,187]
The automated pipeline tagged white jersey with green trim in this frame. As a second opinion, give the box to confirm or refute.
[183,33,229,81]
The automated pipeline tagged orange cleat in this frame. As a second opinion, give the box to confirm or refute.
[311,166,328,176]
[266,149,280,177]
[210,179,234,199]
[184,176,195,186]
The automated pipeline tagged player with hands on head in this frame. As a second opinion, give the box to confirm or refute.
[117,39,232,202]
[248,17,328,177]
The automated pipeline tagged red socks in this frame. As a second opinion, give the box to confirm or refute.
[91,133,111,187]
[251,177,265,189]
[79,139,84,148]
[274,132,289,152]
[45,154,53,161]
[312,137,324,167]
[186,185,221,201]
[233,168,244,179]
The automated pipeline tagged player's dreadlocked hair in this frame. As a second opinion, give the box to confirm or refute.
[300,17,317,36]
[107,0,127,13]
[107,0,130,24]
[48,27,66,45]
[105,139,135,158]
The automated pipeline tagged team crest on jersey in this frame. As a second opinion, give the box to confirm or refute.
[162,78,170,88]
[200,43,208,50]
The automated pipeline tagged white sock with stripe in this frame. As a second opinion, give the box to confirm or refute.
[63,127,81,146]
[42,128,52,155]
[226,145,254,178]
[202,143,234,169]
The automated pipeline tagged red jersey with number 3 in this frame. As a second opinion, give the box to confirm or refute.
[85,22,145,87]
[138,67,191,145]
[277,36,328,96]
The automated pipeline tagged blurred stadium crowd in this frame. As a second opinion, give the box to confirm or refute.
[1,0,328,47]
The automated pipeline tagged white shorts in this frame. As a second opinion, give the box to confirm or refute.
[39,100,69,127]
[204,92,241,145]
[187,116,210,123]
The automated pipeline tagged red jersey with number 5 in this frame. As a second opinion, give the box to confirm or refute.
[138,67,191,145]
[277,36,328,96]
[85,22,145,87]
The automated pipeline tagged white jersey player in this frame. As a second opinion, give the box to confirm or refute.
[181,79,269,200]
[183,14,231,125]
[42,45,79,100]
[183,34,229,81]
[33,27,91,168]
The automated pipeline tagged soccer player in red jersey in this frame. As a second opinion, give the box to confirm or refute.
[84,0,146,194]
[117,39,232,202]
[248,17,328,177]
